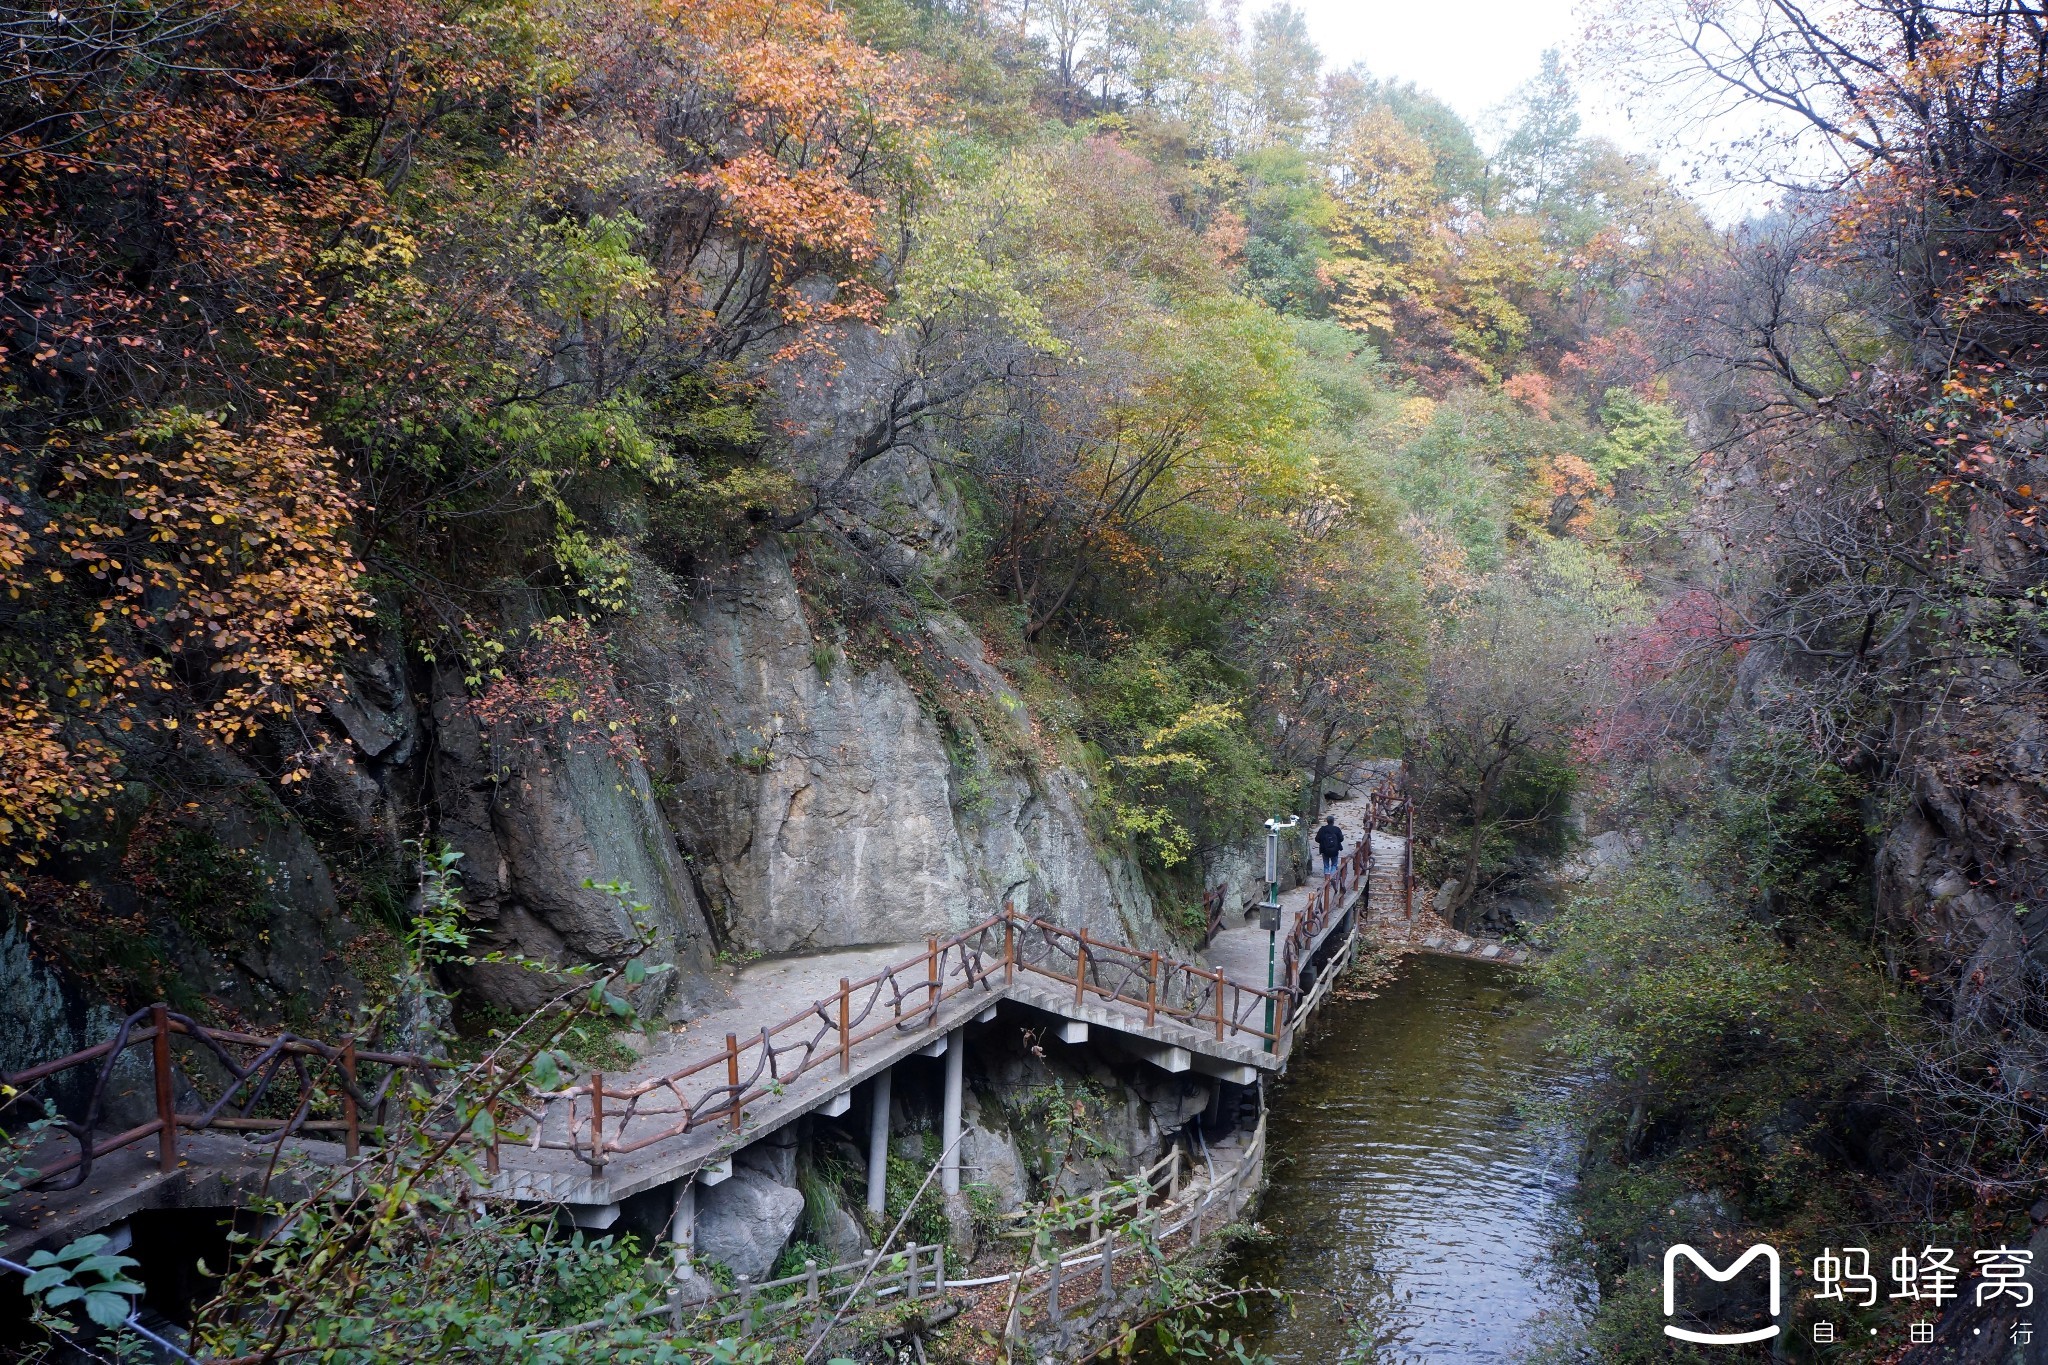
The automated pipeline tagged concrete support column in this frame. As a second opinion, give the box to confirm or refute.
[670,1179,696,1272]
[941,1027,964,1196]
[866,1066,892,1217]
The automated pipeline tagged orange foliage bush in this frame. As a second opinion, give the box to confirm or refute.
[0,0,923,884]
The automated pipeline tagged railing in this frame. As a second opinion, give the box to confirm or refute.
[1365,772,1416,919]
[1,1005,446,1192]
[553,908,1289,1172]
[4,775,1408,1191]
[1272,788,1384,1024]
[544,922,1007,1171]
[993,1143,1188,1245]
[1005,913,1279,1045]
[1001,1116,1268,1345]
[1201,883,1229,945]
[551,1123,1261,1354]
[681,1242,953,1335]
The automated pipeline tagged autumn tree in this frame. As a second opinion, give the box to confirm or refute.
[1411,576,1601,924]
[1253,528,1422,824]
[0,0,925,886]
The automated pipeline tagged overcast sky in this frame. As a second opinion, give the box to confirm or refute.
[1283,0,1779,219]
[1285,0,1636,146]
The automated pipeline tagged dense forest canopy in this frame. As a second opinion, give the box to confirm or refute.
[5,0,2048,1359]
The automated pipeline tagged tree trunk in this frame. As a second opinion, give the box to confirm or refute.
[1447,763,1501,931]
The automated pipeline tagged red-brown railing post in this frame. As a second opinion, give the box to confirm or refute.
[926,937,940,1022]
[839,977,852,1073]
[1213,969,1225,1041]
[341,1036,360,1159]
[726,1034,743,1132]
[1003,904,1015,985]
[588,1072,606,1173]
[150,1004,176,1175]
[1075,929,1089,1007]
[1146,951,1159,1027]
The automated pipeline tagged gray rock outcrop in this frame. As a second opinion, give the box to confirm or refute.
[814,1202,867,1264]
[427,660,723,1019]
[628,544,1164,959]
[695,1168,805,1281]
[960,1114,1029,1212]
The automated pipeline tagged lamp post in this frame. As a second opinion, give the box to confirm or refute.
[1260,815,1299,1051]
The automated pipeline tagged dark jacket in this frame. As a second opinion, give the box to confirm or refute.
[1314,822,1344,855]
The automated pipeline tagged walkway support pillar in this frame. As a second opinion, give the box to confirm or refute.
[941,1028,964,1196]
[866,1067,892,1217]
[670,1178,696,1274]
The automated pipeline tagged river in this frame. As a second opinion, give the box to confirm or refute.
[1227,953,1595,1363]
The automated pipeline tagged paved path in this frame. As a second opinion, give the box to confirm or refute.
[1206,791,1374,994]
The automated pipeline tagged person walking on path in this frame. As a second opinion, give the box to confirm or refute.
[1314,814,1344,878]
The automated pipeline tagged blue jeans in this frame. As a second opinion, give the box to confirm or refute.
[1321,852,1339,876]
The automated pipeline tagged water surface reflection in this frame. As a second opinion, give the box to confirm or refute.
[1227,954,1593,1363]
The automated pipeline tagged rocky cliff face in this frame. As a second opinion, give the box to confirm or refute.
[6,536,1170,1044]
[622,544,1162,961]
[4,319,1176,1042]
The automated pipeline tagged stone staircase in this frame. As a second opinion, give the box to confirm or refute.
[1360,830,1531,967]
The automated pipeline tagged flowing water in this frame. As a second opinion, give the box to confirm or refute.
[1228,953,1594,1363]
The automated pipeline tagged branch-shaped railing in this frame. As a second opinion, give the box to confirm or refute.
[540,923,1008,1169]
[2,1005,445,1191]
[547,908,1287,1172]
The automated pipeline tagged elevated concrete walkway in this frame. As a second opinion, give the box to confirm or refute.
[4,787,1405,1252]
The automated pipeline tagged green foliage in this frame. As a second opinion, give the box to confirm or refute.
[409,841,472,964]
[1535,835,1916,1354]
[0,1099,58,1203]
[769,1238,828,1283]
[203,1209,696,1362]
[1235,144,1335,317]
[1006,1074,1123,1190]
[1371,391,1529,574]
[152,823,274,948]
[1083,644,1286,873]
[963,1181,1005,1238]
[1538,851,1847,1093]
[1595,387,1687,480]
[1490,748,1580,856]
[1718,733,1869,921]
[882,1150,951,1246]
[18,1234,144,1334]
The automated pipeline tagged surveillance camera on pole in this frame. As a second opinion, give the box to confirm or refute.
[1260,815,1298,932]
